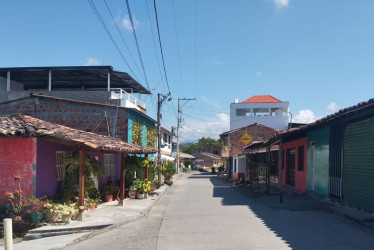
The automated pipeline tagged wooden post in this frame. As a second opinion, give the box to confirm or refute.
[119,153,126,206]
[78,148,85,220]
[145,154,149,179]
[279,139,283,203]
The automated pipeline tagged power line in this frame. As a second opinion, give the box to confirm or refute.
[87,0,139,82]
[103,0,144,81]
[153,0,171,95]
[171,0,184,93]
[125,0,151,91]
[145,0,165,92]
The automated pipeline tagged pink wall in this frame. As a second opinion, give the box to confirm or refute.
[233,172,245,182]
[280,137,307,193]
[0,138,37,205]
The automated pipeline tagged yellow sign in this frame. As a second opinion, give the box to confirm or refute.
[240,133,252,145]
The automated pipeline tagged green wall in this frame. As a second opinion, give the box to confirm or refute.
[307,127,329,196]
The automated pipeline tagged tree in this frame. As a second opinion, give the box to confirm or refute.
[181,137,222,154]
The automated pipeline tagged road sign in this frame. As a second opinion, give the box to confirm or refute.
[240,133,252,145]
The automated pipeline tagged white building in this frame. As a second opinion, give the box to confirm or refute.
[230,95,289,130]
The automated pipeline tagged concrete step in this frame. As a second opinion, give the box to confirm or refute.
[23,224,111,241]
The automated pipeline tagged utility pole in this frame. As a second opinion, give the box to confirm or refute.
[157,93,171,182]
[176,97,196,174]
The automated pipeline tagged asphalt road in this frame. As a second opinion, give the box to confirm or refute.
[66,172,374,250]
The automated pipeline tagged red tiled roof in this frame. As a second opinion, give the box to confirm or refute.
[242,95,281,103]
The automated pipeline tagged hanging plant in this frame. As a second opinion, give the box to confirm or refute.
[146,126,157,148]
[131,119,143,145]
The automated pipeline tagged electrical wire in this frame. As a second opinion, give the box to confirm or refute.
[171,0,184,93]
[125,0,151,91]
[145,0,165,93]
[103,0,144,81]
[87,0,139,82]
[153,0,171,95]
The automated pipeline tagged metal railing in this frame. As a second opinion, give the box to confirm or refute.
[110,88,145,109]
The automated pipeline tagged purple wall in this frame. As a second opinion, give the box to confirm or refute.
[36,139,122,197]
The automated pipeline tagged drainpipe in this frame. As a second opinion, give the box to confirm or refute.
[48,70,52,91]
[6,71,10,91]
[279,139,283,203]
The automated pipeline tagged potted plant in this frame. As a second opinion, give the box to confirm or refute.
[25,196,46,223]
[137,179,151,199]
[56,203,77,223]
[44,202,60,223]
[4,173,25,221]
[102,183,117,202]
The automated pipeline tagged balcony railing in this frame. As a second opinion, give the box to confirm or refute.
[110,88,145,109]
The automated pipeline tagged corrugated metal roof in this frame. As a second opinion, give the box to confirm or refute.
[0,114,156,154]
[242,95,281,103]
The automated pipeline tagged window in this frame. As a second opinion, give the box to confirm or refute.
[234,159,237,172]
[104,154,115,176]
[164,133,167,144]
[236,109,246,116]
[298,146,304,171]
[253,108,270,116]
[56,151,69,181]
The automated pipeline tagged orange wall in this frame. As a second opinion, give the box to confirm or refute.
[233,172,245,182]
[280,137,307,192]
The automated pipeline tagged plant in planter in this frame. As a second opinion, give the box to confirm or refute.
[4,173,25,221]
[137,179,151,199]
[101,183,117,202]
[44,202,60,223]
[25,196,46,223]
[162,161,176,185]
[57,203,77,223]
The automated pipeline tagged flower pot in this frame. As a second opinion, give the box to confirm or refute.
[129,188,137,199]
[45,212,59,223]
[104,194,113,202]
[71,212,78,220]
[12,215,22,222]
[89,203,96,210]
[125,188,130,198]
[138,193,144,199]
[31,213,43,223]
[61,214,71,223]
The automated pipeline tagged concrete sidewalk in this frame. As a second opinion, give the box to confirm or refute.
[228,178,374,231]
[0,180,173,250]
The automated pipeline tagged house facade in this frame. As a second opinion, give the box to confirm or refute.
[230,95,289,130]
[0,114,156,206]
[220,123,278,181]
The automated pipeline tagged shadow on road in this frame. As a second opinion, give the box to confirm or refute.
[185,172,373,249]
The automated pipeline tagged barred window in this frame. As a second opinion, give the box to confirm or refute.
[56,151,68,181]
[104,154,115,176]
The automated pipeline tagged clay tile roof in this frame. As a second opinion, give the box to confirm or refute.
[0,114,157,154]
[200,152,221,159]
[242,95,281,103]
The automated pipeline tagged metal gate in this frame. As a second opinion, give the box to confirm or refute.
[342,117,374,210]
[329,124,343,197]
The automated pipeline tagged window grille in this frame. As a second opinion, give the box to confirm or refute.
[104,154,115,176]
[56,151,68,181]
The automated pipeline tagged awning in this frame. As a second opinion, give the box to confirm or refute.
[161,154,175,161]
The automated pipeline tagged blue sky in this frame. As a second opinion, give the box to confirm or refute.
[1,0,374,141]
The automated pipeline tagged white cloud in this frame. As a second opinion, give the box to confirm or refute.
[273,0,289,9]
[179,113,229,142]
[293,109,317,124]
[326,102,339,112]
[84,58,102,66]
[121,15,139,31]
[210,56,223,66]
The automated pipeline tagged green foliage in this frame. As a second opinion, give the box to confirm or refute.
[181,137,222,154]
[131,119,143,145]
[146,125,157,148]
[57,152,104,203]
[162,161,175,181]
[124,155,155,188]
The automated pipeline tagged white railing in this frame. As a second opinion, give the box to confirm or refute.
[110,88,145,109]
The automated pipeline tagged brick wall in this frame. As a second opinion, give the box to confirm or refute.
[0,138,36,205]
[229,125,278,156]
[0,96,129,141]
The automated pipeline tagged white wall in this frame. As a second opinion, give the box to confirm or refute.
[230,101,289,130]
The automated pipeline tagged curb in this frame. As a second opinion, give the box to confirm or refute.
[61,184,170,249]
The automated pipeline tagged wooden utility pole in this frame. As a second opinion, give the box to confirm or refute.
[176,97,196,174]
[157,93,171,181]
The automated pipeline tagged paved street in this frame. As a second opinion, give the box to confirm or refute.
[67,173,374,250]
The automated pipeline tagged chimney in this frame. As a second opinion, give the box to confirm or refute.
[234,98,239,103]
